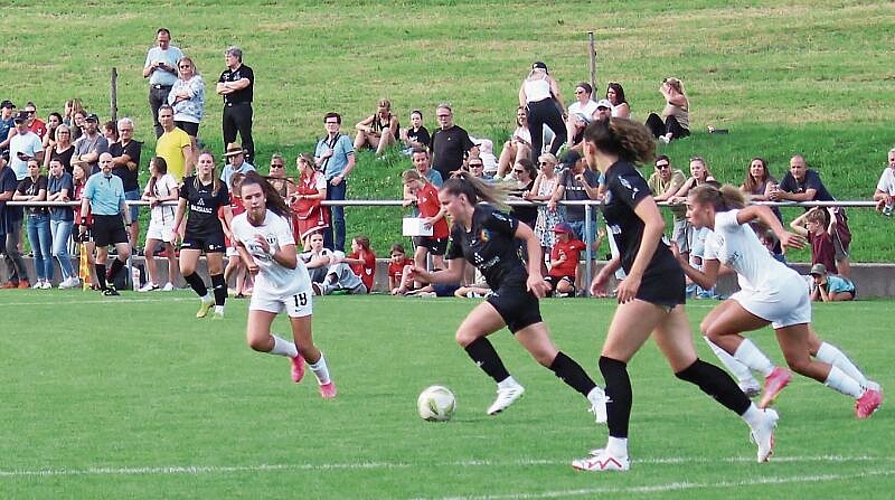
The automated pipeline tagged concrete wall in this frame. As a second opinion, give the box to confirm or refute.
[5,256,894,298]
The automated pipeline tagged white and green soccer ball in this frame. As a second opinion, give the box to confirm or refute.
[417,385,456,422]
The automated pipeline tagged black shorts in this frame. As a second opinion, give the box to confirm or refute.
[181,231,226,254]
[174,121,199,137]
[412,236,448,256]
[92,214,128,247]
[545,274,575,294]
[487,282,542,333]
[636,268,686,309]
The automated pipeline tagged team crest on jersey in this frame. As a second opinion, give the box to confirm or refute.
[478,229,491,243]
[619,177,639,199]
[197,198,206,206]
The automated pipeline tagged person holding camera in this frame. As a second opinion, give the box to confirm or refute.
[143,28,184,138]
[645,77,690,144]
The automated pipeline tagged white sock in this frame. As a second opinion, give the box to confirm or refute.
[201,294,212,303]
[705,337,757,386]
[741,403,764,428]
[815,342,869,388]
[734,339,775,377]
[497,376,520,390]
[270,335,298,358]
[606,436,628,458]
[824,365,864,398]
[309,353,331,385]
[214,305,224,314]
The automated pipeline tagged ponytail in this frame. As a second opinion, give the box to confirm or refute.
[690,183,746,212]
[441,171,512,212]
[582,118,655,165]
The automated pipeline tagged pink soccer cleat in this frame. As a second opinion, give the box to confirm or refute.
[759,366,792,409]
[319,381,338,399]
[290,355,305,384]
[855,388,883,419]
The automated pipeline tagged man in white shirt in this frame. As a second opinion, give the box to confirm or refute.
[143,28,184,138]
[873,148,895,215]
[9,112,44,181]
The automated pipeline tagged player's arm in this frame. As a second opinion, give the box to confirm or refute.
[737,205,806,250]
[413,257,465,285]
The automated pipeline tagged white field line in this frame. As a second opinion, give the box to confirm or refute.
[0,297,194,307]
[0,455,890,480]
[421,468,895,500]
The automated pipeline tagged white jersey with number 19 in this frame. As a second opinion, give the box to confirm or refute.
[231,209,311,297]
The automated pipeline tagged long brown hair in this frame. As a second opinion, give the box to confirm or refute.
[441,171,512,212]
[741,157,775,195]
[147,156,168,197]
[240,170,291,219]
[582,118,656,165]
[690,183,746,212]
[194,150,222,197]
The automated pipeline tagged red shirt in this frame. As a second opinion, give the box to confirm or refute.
[417,182,449,239]
[549,238,586,277]
[809,231,837,274]
[29,119,47,139]
[388,257,414,284]
[350,250,376,291]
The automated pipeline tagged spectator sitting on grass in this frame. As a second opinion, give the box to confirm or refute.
[388,243,415,295]
[496,107,532,179]
[399,109,430,154]
[872,148,895,215]
[354,98,399,157]
[474,139,498,177]
[645,76,690,144]
[312,235,376,295]
[300,231,336,284]
[808,263,855,302]
[606,82,631,119]
[564,83,598,150]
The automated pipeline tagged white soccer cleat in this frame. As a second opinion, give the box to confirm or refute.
[572,448,630,472]
[587,386,608,424]
[487,384,525,415]
[162,282,176,292]
[750,408,779,463]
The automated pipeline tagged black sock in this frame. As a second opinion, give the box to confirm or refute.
[95,263,107,290]
[675,359,751,415]
[183,272,208,297]
[549,351,597,397]
[211,273,227,306]
[600,356,632,438]
[108,258,125,282]
[464,337,511,383]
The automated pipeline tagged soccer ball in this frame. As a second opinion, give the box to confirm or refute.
[417,385,456,422]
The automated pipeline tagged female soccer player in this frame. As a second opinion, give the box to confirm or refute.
[173,150,232,319]
[571,119,779,472]
[230,172,336,398]
[409,172,607,420]
[678,184,881,418]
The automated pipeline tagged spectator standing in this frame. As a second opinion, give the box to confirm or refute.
[220,142,256,190]
[142,28,184,138]
[872,148,895,215]
[314,112,355,252]
[292,153,328,249]
[402,169,448,273]
[0,152,30,288]
[10,111,45,180]
[78,153,132,296]
[409,148,442,187]
[266,153,292,198]
[790,207,842,276]
[354,98,399,157]
[0,100,16,155]
[23,102,47,139]
[48,124,75,174]
[71,113,108,176]
[155,104,193,181]
[399,110,430,153]
[548,150,600,242]
[14,159,52,288]
[167,56,205,154]
[216,46,255,163]
[509,158,538,229]
[530,153,563,273]
[140,157,179,292]
[46,158,78,289]
[41,112,62,156]
[519,61,566,159]
[109,117,143,252]
[647,154,686,251]
[429,104,475,180]
[645,77,690,143]
[771,155,851,277]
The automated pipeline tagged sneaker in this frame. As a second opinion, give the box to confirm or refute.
[102,287,120,296]
[587,387,608,424]
[487,384,525,415]
[161,282,176,292]
[759,367,792,409]
[750,408,779,463]
[572,448,630,472]
[740,381,762,398]
[138,282,160,292]
[212,311,224,321]
[32,281,43,289]
[855,388,883,419]
[196,299,214,318]
[290,355,305,383]
[658,135,671,144]
[319,381,338,399]
[58,277,78,290]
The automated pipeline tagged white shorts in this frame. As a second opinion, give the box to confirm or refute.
[729,273,811,329]
[250,287,313,318]
[145,219,176,244]
[226,246,239,257]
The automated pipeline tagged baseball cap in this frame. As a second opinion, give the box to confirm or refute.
[553,222,573,234]
[84,113,99,123]
[0,100,15,109]
[13,111,29,122]
[809,263,828,276]
[531,61,548,73]
[596,99,613,110]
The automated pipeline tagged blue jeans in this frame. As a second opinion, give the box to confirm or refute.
[27,213,53,281]
[51,218,75,280]
[325,180,347,252]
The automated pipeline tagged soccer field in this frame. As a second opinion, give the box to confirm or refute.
[1,292,891,498]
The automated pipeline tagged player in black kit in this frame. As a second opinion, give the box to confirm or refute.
[570,118,779,473]
[173,150,233,320]
[410,171,607,419]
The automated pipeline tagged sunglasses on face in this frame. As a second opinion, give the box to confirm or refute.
[270,165,284,169]
[468,163,483,168]
[656,163,670,169]
[513,169,524,173]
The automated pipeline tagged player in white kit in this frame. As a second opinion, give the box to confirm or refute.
[231,171,337,399]
[678,184,881,418]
